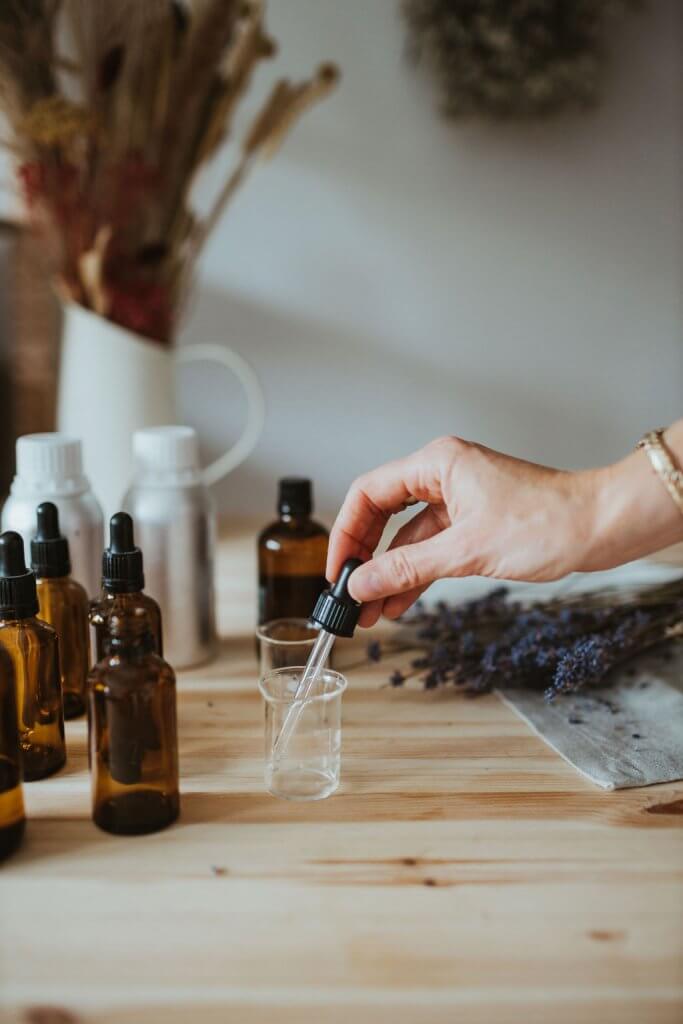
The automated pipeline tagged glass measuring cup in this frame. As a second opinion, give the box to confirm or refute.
[255,618,326,675]
[258,666,346,800]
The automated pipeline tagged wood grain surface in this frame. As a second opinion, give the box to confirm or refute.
[1,528,682,1024]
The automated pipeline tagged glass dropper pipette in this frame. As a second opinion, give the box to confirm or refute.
[272,558,362,762]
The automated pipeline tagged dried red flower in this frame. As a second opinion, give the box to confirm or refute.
[107,280,173,343]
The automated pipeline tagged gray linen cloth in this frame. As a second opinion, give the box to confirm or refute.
[498,646,683,790]
[426,562,683,790]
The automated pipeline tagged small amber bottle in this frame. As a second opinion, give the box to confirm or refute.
[0,643,25,860]
[32,502,90,720]
[92,513,162,662]
[258,478,329,624]
[0,531,65,781]
[88,602,179,835]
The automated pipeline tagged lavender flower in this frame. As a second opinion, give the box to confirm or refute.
[549,634,614,700]
[367,640,382,663]
[375,579,683,702]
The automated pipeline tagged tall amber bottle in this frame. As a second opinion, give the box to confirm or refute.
[92,513,162,661]
[88,602,179,835]
[0,532,65,781]
[32,502,90,720]
[0,643,25,860]
[258,479,329,624]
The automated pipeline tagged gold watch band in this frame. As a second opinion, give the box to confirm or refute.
[636,428,683,516]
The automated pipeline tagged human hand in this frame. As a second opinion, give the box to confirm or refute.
[326,436,600,627]
[327,422,683,628]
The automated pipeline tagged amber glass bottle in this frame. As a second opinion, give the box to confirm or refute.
[0,643,25,860]
[0,531,65,781]
[92,513,162,662]
[32,502,90,720]
[88,601,179,835]
[258,479,329,624]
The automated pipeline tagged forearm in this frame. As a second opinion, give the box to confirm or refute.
[580,419,683,571]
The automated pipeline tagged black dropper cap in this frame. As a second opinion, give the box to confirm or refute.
[0,531,39,619]
[311,557,363,638]
[31,502,71,578]
[101,512,144,593]
[278,477,312,518]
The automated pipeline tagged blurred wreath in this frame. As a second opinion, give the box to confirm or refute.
[402,0,639,119]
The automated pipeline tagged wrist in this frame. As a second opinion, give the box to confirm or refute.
[580,445,683,572]
[567,467,606,573]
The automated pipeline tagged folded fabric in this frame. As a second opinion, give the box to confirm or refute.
[497,646,683,790]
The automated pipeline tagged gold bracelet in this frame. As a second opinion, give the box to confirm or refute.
[636,428,683,516]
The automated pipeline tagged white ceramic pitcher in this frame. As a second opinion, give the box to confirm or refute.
[57,302,265,520]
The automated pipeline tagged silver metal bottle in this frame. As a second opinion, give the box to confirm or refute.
[1,434,104,598]
[121,426,216,669]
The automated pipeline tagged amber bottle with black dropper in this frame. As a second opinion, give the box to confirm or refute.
[32,502,90,719]
[258,479,329,624]
[92,513,162,661]
[88,602,179,835]
[0,531,65,780]
[0,641,25,859]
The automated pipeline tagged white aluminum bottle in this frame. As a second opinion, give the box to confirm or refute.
[1,434,103,598]
[122,426,216,669]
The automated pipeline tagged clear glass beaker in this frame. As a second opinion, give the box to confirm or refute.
[256,618,324,674]
[258,666,346,801]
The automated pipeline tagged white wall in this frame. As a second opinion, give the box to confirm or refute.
[179,0,682,521]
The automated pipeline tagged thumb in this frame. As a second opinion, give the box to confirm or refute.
[348,534,451,603]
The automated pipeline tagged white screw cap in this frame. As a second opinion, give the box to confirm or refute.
[132,425,200,476]
[15,433,84,487]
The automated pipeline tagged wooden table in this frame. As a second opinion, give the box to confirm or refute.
[2,530,682,1024]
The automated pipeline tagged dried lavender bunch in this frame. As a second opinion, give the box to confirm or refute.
[371,579,683,701]
[402,0,638,120]
[549,611,683,701]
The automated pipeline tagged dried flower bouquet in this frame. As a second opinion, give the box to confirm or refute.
[0,0,338,343]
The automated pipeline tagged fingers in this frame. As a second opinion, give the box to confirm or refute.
[358,599,384,629]
[325,507,433,629]
[381,524,477,617]
[326,458,411,581]
[351,505,437,621]
[382,584,431,620]
[326,446,448,581]
[347,532,452,604]
[387,504,443,552]
[325,522,380,584]
[348,505,443,623]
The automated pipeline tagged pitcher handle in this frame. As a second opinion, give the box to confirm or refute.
[174,344,265,487]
